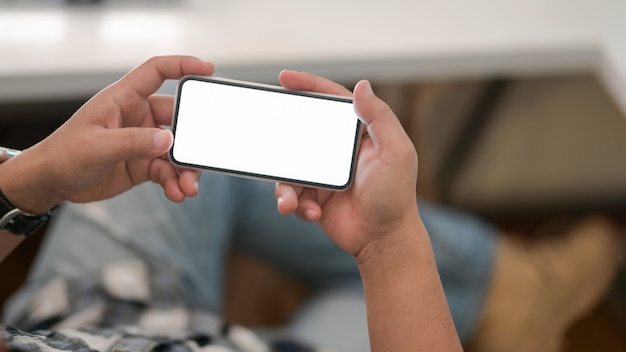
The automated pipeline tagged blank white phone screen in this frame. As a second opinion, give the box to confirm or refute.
[171,77,361,189]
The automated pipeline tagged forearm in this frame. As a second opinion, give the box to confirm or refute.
[357,215,463,352]
[0,149,57,262]
[0,147,61,215]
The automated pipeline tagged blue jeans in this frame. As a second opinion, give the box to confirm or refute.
[4,174,497,351]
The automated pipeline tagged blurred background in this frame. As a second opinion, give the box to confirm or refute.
[1,1,626,351]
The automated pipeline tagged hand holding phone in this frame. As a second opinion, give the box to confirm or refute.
[274,73,420,255]
[170,76,362,190]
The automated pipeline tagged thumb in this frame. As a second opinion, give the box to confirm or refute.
[103,128,173,164]
[353,80,406,148]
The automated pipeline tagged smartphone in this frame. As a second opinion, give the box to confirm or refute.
[170,76,362,190]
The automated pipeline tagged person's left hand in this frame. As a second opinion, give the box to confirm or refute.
[274,70,419,259]
[0,55,214,214]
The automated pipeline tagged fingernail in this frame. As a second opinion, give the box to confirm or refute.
[305,209,316,220]
[360,80,374,97]
[154,130,172,150]
[277,196,283,206]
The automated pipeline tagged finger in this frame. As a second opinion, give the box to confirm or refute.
[353,80,408,150]
[148,95,176,127]
[148,158,186,202]
[178,168,200,197]
[101,128,173,165]
[275,183,300,215]
[119,56,215,98]
[295,188,323,222]
[158,152,171,161]
[278,70,352,97]
[275,183,322,221]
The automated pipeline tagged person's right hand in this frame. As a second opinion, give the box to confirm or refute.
[0,55,214,215]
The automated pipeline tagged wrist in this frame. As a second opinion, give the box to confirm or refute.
[354,212,462,351]
[356,214,432,278]
[0,192,54,236]
[0,151,62,215]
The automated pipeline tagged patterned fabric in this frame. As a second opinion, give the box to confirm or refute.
[3,325,319,352]
[2,261,327,352]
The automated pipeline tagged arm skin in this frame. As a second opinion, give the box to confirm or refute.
[275,71,463,351]
[0,55,215,262]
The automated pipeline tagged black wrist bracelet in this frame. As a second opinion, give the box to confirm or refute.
[0,189,54,236]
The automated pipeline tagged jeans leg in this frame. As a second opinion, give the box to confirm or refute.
[419,200,498,342]
[4,174,241,326]
[232,179,361,289]
[232,180,497,349]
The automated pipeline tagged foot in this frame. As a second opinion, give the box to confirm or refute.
[466,215,624,352]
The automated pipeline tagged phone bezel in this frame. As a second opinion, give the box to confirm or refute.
[170,75,362,190]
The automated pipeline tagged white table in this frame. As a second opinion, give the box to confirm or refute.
[1,0,625,114]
